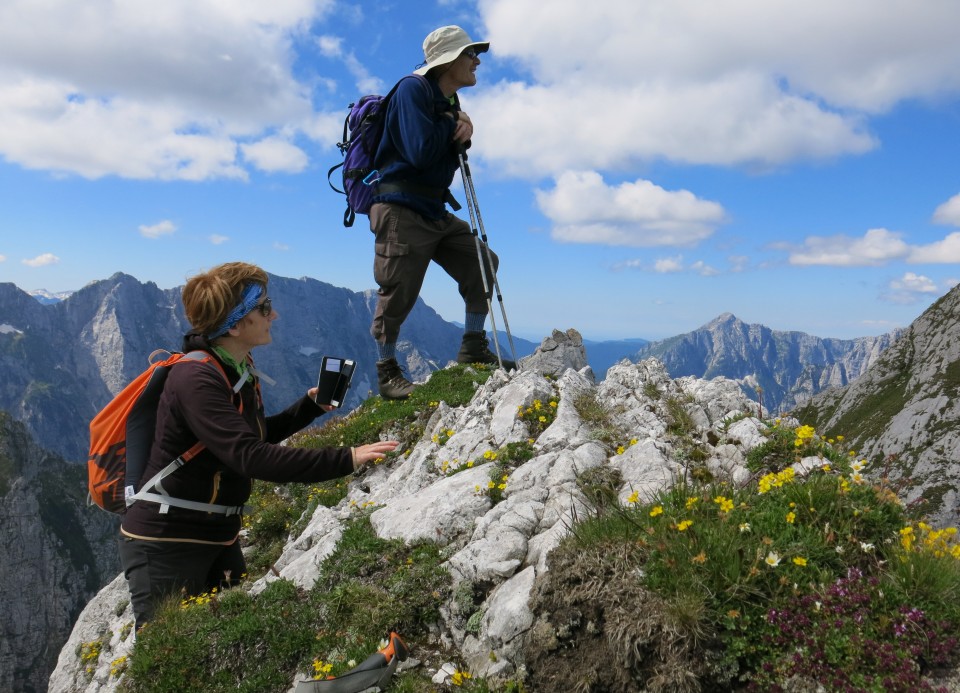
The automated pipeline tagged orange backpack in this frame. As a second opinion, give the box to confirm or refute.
[87,349,244,514]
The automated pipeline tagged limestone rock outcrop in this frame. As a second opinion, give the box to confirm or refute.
[48,329,761,691]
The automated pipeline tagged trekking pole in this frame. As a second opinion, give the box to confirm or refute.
[455,150,502,366]
[456,149,517,369]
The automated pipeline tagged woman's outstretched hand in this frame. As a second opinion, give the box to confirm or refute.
[352,440,400,470]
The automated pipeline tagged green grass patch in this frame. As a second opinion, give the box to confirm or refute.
[664,394,696,437]
[124,515,451,693]
[573,391,629,451]
[242,365,493,575]
[295,364,493,453]
[555,420,960,691]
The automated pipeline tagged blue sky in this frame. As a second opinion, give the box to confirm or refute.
[1,0,959,342]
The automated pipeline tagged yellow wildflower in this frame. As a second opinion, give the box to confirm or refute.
[900,526,915,551]
[313,660,334,678]
[713,496,734,513]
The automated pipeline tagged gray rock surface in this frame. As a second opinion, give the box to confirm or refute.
[49,330,761,691]
[796,284,960,527]
[0,415,118,693]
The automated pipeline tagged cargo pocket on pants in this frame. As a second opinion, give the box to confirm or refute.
[374,241,410,289]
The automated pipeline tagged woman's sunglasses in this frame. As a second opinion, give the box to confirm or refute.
[256,297,273,317]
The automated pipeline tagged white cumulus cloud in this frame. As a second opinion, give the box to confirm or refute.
[908,232,960,264]
[473,0,960,175]
[536,171,726,247]
[786,228,910,266]
[482,0,960,112]
[882,271,942,304]
[241,137,309,174]
[22,253,59,267]
[0,0,335,181]
[932,194,960,226]
[690,260,720,277]
[654,256,685,273]
[629,255,721,275]
[139,220,177,239]
[316,34,383,95]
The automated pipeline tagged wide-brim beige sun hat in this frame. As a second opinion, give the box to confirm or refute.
[413,25,489,76]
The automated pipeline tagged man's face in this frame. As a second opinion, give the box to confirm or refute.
[448,48,481,89]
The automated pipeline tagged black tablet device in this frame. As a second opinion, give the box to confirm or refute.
[315,356,355,407]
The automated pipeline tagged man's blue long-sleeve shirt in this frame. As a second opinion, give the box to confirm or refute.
[372,75,460,220]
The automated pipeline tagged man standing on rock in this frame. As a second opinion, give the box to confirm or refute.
[369,25,515,400]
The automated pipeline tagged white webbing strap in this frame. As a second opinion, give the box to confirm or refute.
[248,365,276,387]
[130,457,250,516]
[131,491,250,516]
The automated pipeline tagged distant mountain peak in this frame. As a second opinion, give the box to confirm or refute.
[28,288,74,305]
[707,312,740,326]
[634,313,901,413]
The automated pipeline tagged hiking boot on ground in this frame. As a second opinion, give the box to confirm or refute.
[456,331,517,371]
[377,358,415,400]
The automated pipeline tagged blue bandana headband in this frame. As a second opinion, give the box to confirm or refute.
[206,283,265,340]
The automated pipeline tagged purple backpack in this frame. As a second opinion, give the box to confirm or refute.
[328,75,428,228]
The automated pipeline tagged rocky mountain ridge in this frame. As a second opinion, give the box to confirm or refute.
[633,312,902,414]
[0,413,118,693]
[795,284,960,527]
[0,273,537,463]
[2,274,902,465]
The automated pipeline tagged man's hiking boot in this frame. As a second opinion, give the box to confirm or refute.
[457,331,516,371]
[377,358,414,400]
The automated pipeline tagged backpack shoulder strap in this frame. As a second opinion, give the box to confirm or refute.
[390,73,431,101]
[127,349,251,516]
